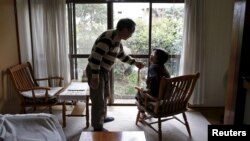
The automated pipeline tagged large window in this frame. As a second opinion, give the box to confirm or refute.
[68,3,107,80]
[67,1,184,105]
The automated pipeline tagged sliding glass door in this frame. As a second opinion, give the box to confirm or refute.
[112,3,149,104]
[69,3,107,81]
[67,1,184,105]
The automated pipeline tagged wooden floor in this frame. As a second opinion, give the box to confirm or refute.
[114,99,225,125]
[62,105,210,141]
[80,98,225,125]
[189,107,224,125]
[79,131,146,141]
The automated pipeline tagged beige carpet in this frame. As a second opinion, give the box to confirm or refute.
[50,104,210,141]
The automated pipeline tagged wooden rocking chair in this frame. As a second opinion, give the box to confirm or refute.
[7,62,64,113]
[135,72,200,141]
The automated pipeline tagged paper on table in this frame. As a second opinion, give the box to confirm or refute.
[67,82,89,91]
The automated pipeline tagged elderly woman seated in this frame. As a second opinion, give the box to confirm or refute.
[135,48,170,119]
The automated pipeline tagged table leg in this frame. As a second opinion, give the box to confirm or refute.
[86,96,89,128]
[62,101,66,127]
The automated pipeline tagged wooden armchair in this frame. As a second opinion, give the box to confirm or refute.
[135,72,200,141]
[7,62,64,114]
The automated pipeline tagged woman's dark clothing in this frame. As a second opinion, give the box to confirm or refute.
[135,64,170,106]
[146,64,170,97]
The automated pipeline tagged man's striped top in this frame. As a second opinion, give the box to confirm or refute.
[88,30,135,79]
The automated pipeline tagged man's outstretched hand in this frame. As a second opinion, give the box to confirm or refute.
[135,61,144,69]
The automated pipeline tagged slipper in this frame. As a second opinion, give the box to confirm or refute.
[93,127,109,131]
[104,117,115,123]
[141,112,147,118]
[139,112,147,121]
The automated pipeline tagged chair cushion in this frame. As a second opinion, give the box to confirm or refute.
[24,97,57,104]
[21,87,63,98]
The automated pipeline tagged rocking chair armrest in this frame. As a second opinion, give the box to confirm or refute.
[35,76,64,87]
[32,86,51,90]
[35,76,63,81]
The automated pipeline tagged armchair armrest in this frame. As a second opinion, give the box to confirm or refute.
[20,87,50,92]
[36,76,63,81]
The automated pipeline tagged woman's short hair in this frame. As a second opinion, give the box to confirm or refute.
[153,48,169,65]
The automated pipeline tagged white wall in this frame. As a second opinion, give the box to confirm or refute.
[0,0,19,113]
[203,0,234,106]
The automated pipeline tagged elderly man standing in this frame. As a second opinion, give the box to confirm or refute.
[86,18,144,131]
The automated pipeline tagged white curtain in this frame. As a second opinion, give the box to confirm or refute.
[16,0,70,85]
[180,0,206,105]
[16,0,33,63]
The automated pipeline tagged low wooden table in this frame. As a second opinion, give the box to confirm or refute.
[79,131,146,141]
[59,81,90,128]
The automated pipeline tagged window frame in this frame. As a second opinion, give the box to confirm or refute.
[67,0,184,105]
